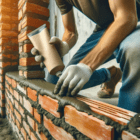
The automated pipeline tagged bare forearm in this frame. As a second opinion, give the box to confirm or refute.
[62,29,78,49]
[80,17,137,71]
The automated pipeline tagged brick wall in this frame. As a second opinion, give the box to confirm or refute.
[18,0,50,79]
[5,71,140,140]
[0,0,19,117]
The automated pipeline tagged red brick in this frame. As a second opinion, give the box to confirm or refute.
[0,45,13,52]
[39,95,61,118]
[21,127,27,140]
[64,105,114,140]
[12,61,18,66]
[27,116,36,131]
[11,113,16,124]
[0,84,4,90]
[0,14,18,23]
[0,53,11,59]
[23,97,33,115]
[0,30,18,38]
[22,16,50,29]
[18,0,25,10]
[12,79,17,88]
[0,37,9,45]
[23,43,33,53]
[0,0,11,5]
[19,105,25,118]
[19,70,23,77]
[44,116,74,140]
[14,109,21,123]
[9,101,14,111]
[14,100,19,110]
[0,69,4,75]
[39,132,48,140]
[14,90,19,101]
[34,108,41,123]
[6,76,12,84]
[11,38,18,44]
[17,83,27,95]
[22,2,49,17]
[9,86,14,95]
[19,70,45,79]
[31,132,38,140]
[0,5,18,13]
[77,96,136,125]
[1,93,5,100]
[0,62,11,68]
[122,131,139,140]
[0,23,17,31]
[13,46,18,52]
[0,75,4,82]
[18,9,23,20]
[19,95,23,105]
[18,30,32,42]
[0,0,17,6]
[18,20,22,32]
[12,54,18,60]
[23,120,30,135]
[5,82,9,89]
[19,57,40,66]
[27,87,37,102]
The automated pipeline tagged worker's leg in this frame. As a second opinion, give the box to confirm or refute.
[116,23,140,113]
[45,29,115,87]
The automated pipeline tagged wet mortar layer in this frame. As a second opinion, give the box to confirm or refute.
[19,52,34,58]
[5,82,55,140]
[0,117,18,140]
[6,81,86,140]
[18,65,43,71]
[6,71,140,140]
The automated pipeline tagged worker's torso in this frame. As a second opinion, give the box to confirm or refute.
[56,0,140,31]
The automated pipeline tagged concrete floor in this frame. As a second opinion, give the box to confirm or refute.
[79,59,121,106]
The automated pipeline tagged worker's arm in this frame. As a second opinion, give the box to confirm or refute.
[54,0,138,97]
[61,8,78,49]
[80,0,138,71]
[48,9,78,57]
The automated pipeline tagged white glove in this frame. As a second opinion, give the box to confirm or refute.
[54,63,93,96]
[49,36,69,57]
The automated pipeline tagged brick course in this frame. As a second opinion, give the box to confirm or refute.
[4,72,140,140]
[18,0,49,79]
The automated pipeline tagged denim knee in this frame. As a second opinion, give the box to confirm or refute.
[116,39,140,71]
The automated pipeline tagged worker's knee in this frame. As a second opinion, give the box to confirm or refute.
[119,40,140,64]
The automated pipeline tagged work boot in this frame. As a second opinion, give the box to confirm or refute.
[97,66,122,98]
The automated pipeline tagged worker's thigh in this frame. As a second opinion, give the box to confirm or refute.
[115,22,140,112]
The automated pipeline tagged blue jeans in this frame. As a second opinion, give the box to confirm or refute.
[45,22,140,113]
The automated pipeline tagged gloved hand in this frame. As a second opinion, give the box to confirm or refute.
[53,63,93,97]
[49,36,69,57]
[31,36,69,68]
